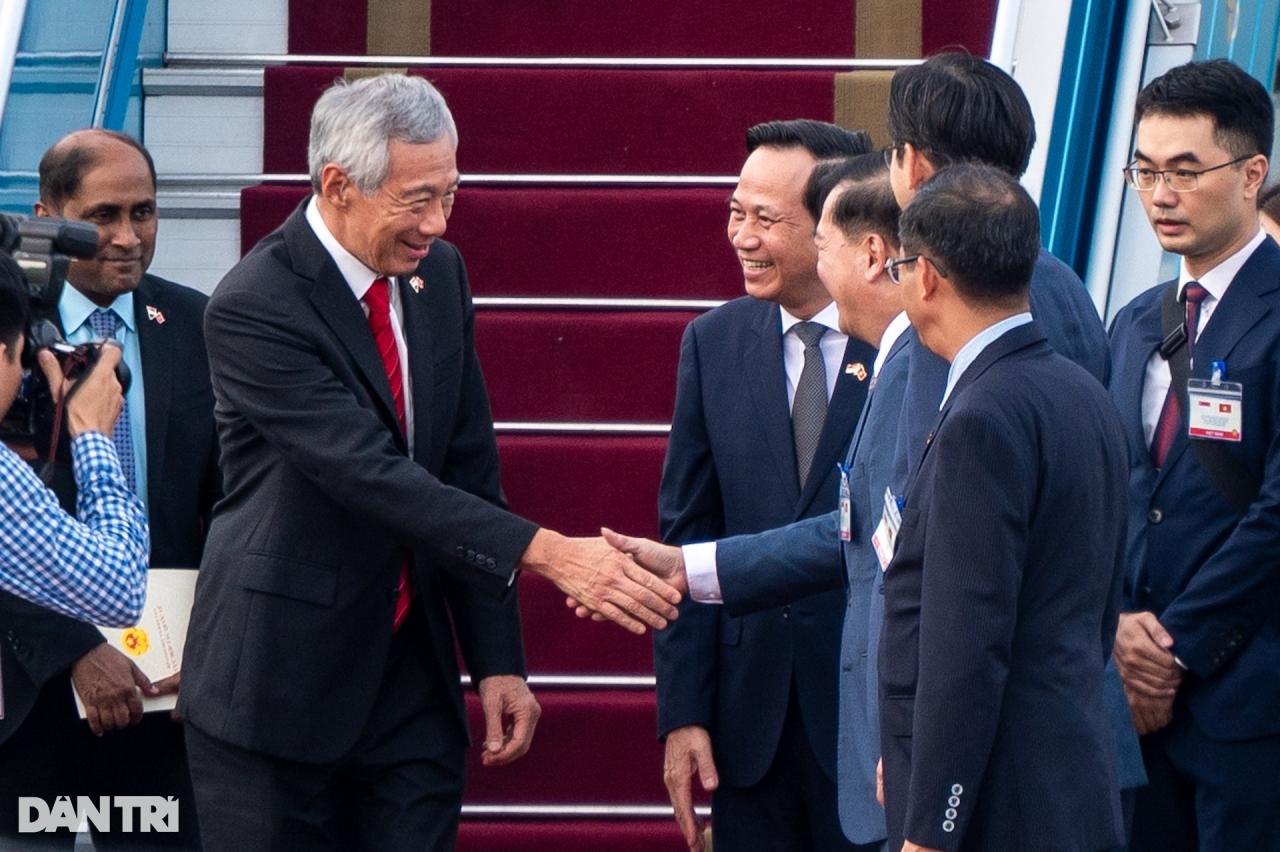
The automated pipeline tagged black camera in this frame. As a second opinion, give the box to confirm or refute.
[0,213,131,442]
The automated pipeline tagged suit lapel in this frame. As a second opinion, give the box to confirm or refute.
[744,304,801,500]
[395,273,435,462]
[133,276,171,503]
[1157,243,1278,480]
[1121,293,1166,479]
[287,205,406,449]
[845,330,911,468]
[795,336,873,516]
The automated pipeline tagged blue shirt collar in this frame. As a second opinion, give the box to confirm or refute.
[59,286,136,336]
[940,312,1033,409]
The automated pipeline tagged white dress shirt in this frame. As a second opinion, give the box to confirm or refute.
[875,311,912,377]
[306,197,415,453]
[1140,228,1265,446]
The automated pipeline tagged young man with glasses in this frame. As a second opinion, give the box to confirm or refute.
[1107,58,1280,850]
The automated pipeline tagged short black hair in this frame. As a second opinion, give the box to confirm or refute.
[1134,59,1273,159]
[0,253,29,355]
[804,155,873,222]
[38,130,157,211]
[887,52,1036,178]
[828,153,901,248]
[1261,182,1280,223]
[899,163,1040,307]
[746,119,872,160]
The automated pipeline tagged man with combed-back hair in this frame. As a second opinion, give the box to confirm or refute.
[178,73,682,851]
[653,120,875,852]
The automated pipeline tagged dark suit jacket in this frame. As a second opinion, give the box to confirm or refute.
[879,323,1127,852]
[178,201,538,763]
[1108,236,1280,742]
[0,274,219,745]
[653,296,875,787]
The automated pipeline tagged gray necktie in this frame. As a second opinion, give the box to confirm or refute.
[792,321,829,488]
[87,308,137,494]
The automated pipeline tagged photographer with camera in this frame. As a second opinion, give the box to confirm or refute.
[0,250,146,622]
[0,129,216,850]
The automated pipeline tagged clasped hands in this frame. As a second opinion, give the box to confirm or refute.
[1113,611,1183,735]
[520,528,689,632]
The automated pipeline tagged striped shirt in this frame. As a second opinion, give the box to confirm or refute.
[0,431,148,626]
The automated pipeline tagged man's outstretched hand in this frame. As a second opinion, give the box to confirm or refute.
[566,528,691,623]
[518,529,681,634]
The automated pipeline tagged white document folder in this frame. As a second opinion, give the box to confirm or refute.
[74,568,198,718]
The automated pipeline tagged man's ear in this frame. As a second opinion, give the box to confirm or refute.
[864,233,889,282]
[319,164,355,209]
[1243,154,1269,200]
[33,201,54,218]
[901,143,936,193]
[917,255,945,303]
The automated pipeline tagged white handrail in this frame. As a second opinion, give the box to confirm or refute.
[0,0,29,125]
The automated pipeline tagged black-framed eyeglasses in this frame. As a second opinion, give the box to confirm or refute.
[885,254,948,284]
[1122,156,1251,192]
[881,145,901,169]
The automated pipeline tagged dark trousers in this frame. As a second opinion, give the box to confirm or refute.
[0,673,201,851]
[1131,700,1280,852]
[711,686,878,852]
[184,608,467,852]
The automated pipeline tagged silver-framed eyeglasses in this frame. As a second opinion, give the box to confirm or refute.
[1122,155,1250,192]
[885,254,949,284]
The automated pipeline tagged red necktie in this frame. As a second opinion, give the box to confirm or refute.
[1150,281,1208,469]
[363,277,413,631]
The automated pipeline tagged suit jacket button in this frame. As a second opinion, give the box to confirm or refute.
[951,784,963,795]
[782,606,791,621]
[467,549,476,561]
[456,546,465,557]
[1147,508,1163,524]
[487,557,496,569]
[942,820,955,833]
[945,808,957,820]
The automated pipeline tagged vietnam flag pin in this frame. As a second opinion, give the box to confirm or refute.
[145,305,166,324]
[846,362,868,381]
[409,276,425,293]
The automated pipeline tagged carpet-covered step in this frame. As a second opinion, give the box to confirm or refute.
[463,690,672,803]
[289,0,995,60]
[264,66,865,175]
[477,311,696,423]
[240,184,744,300]
[499,434,666,542]
[457,819,688,851]
[508,575,657,676]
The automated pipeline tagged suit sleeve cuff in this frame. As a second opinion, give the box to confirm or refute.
[683,542,722,604]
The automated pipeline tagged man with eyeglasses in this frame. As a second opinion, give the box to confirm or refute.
[1107,59,1280,850]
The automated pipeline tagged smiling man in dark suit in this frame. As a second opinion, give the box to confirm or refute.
[0,129,218,849]
[880,163,1128,852]
[654,120,874,852]
[178,73,681,851]
[1108,60,1280,850]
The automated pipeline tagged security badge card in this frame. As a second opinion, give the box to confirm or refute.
[871,487,903,571]
[1188,361,1243,442]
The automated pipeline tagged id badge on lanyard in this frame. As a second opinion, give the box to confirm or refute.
[1188,360,1243,442]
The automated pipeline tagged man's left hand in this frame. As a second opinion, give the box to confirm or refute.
[477,675,541,767]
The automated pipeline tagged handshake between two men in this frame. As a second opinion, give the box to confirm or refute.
[549,528,686,628]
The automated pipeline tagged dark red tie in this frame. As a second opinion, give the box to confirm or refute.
[1150,281,1209,469]
[363,278,413,631]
